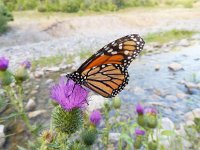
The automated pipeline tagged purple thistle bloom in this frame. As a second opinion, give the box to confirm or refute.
[21,60,31,69]
[50,77,89,111]
[135,128,145,136]
[90,110,102,125]
[0,57,9,71]
[136,103,144,115]
[145,107,157,116]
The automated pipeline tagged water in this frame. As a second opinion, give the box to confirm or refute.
[120,43,200,122]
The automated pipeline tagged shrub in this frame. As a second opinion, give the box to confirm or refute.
[0,2,13,33]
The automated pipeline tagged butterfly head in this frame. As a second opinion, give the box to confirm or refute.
[66,71,85,85]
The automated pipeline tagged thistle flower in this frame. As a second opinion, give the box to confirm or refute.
[21,60,31,69]
[90,110,101,126]
[0,57,9,71]
[136,103,144,115]
[51,77,88,111]
[135,128,145,136]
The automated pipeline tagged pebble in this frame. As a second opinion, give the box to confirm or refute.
[184,108,200,122]
[28,109,47,118]
[44,67,60,72]
[34,70,44,78]
[178,39,190,47]
[45,79,54,85]
[168,62,183,71]
[176,92,187,99]
[154,64,160,71]
[161,118,174,130]
[109,133,120,143]
[87,95,108,112]
[25,99,36,111]
[165,95,178,102]
[30,90,38,95]
[0,125,5,147]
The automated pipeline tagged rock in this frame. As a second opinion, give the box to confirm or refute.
[34,70,44,78]
[184,108,200,123]
[109,133,120,143]
[28,110,47,118]
[25,99,36,111]
[161,118,174,130]
[146,102,166,107]
[45,67,60,72]
[165,95,178,102]
[168,62,183,71]
[155,64,160,71]
[45,79,54,85]
[30,90,38,95]
[0,125,5,147]
[178,39,190,47]
[176,92,187,99]
[87,95,108,112]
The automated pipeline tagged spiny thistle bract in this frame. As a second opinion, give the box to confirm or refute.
[52,106,83,135]
[0,70,13,86]
[69,142,88,150]
[81,128,98,146]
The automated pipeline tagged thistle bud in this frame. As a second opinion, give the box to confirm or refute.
[145,107,158,128]
[52,106,83,135]
[14,66,29,82]
[112,97,121,109]
[148,140,158,150]
[81,128,97,146]
[137,114,146,127]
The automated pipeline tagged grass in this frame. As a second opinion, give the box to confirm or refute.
[144,29,197,44]
[31,50,93,70]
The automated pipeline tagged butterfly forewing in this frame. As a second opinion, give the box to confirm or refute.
[77,34,145,72]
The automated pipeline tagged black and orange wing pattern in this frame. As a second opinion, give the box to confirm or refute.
[67,34,145,98]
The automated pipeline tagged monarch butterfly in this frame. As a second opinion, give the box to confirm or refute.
[67,34,145,98]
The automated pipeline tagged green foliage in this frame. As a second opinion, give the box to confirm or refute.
[145,29,197,44]
[0,2,13,33]
[2,0,197,13]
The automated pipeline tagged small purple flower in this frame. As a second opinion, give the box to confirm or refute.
[135,128,145,136]
[21,60,31,69]
[50,77,88,111]
[90,110,102,125]
[136,104,144,115]
[0,57,9,71]
[145,107,157,116]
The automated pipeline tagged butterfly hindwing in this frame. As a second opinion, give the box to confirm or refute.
[82,64,129,98]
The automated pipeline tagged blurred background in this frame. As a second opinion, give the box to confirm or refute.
[0,0,200,149]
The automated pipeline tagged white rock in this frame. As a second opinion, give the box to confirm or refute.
[165,95,178,102]
[184,108,200,122]
[28,110,47,118]
[87,95,108,112]
[45,67,60,72]
[25,99,36,111]
[176,92,187,99]
[161,118,174,130]
[155,64,160,71]
[109,133,120,143]
[178,39,190,47]
[168,62,183,71]
[34,70,44,78]
[0,125,5,147]
[45,79,54,85]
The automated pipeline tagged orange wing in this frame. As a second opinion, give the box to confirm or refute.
[77,34,145,72]
[82,64,129,98]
